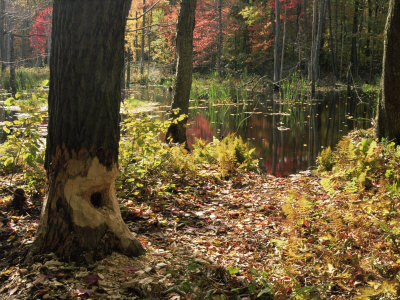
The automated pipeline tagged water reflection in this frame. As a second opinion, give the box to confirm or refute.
[128,85,374,176]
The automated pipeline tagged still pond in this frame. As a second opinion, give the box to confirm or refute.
[128,85,374,177]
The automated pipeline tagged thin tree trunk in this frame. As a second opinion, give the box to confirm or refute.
[296,1,302,66]
[351,0,360,79]
[328,0,337,78]
[357,3,364,77]
[280,5,287,79]
[166,0,197,145]
[369,0,377,82]
[46,4,51,65]
[140,0,146,75]
[315,0,327,80]
[5,0,10,68]
[273,0,281,89]
[272,93,278,175]
[304,0,308,73]
[9,34,16,96]
[216,0,222,76]
[366,0,372,62]
[29,0,144,263]
[334,0,338,66]
[310,0,318,94]
[147,9,152,80]
[339,0,345,79]
[0,0,5,71]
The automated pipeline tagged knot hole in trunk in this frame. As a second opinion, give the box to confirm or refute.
[90,192,103,208]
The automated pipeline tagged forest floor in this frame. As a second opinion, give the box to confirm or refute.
[0,171,324,300]
[1,138,399,300]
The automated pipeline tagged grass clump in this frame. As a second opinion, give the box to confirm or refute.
[2,67,49,91]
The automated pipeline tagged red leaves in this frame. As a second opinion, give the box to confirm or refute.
[30,7,52,55]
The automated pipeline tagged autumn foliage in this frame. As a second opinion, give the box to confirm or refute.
[29,6,52,55]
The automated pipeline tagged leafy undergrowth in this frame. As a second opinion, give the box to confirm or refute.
[1,97,400,298]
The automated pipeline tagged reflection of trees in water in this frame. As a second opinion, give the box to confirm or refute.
[187,114,213,148]
[180,88,374,176]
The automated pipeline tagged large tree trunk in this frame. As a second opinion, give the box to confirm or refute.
[29,0,144,263]
[166,0,197,145]
[375,0,400,143]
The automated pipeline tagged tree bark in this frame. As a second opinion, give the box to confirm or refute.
[29,0,144,263]
[375,0,400,144]
[166,0,197,145]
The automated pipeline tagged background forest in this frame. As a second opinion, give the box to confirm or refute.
[0,0,388,87]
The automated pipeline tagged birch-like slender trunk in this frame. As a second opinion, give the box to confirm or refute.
[140,0,146,75]
[273,0,281,89]
[280,5,287,79]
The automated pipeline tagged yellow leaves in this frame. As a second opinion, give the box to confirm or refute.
[319,234,333,242]
[327,263,335,274]
[357,280,399,299]
[0,267,14,276]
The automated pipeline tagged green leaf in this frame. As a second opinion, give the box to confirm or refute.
[249,267,259,276]
[4,97,15,106]
[2,126,10,134]
[4,157,14,166]
[228,266,239,275]
[41,79,49,86]
[257,284,273,298]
